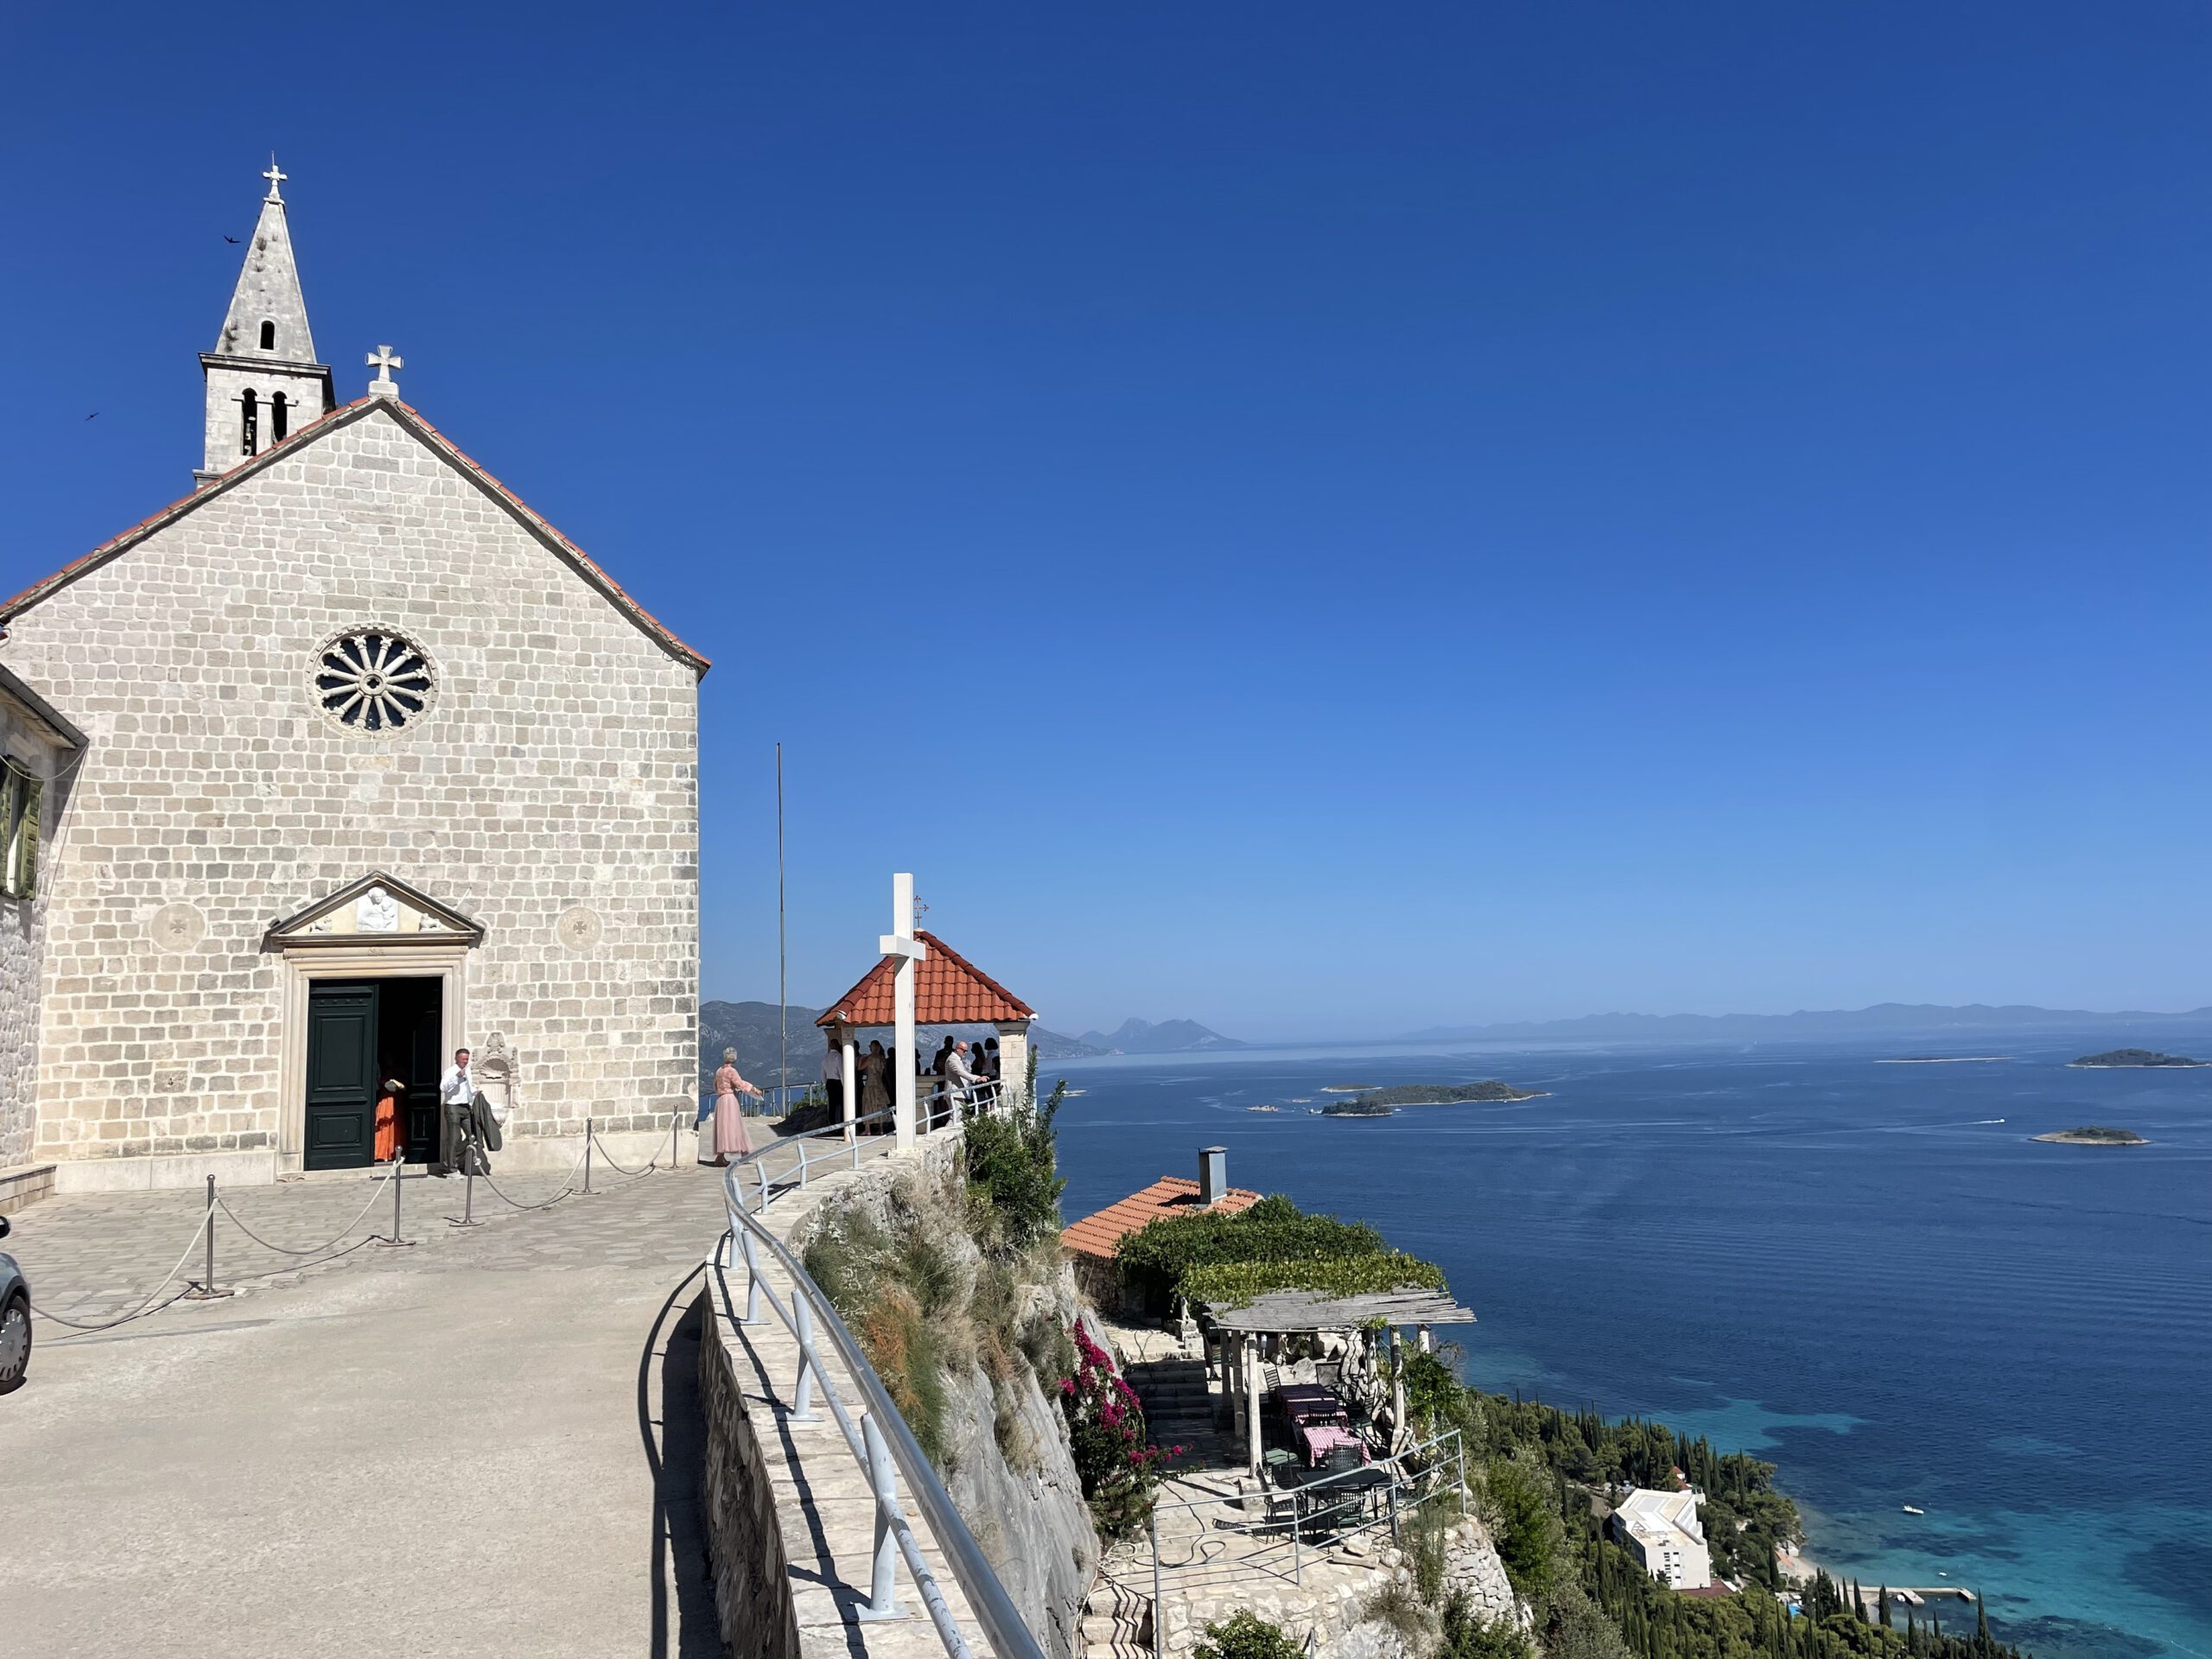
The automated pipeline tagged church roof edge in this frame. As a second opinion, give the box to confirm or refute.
[1,396,712,678]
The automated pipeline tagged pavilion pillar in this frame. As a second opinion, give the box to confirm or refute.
[1388,1325,1406,1453]
[1244,1334,1262,1477]
[995,1019,1031,1112]
[837,1020,858,1139]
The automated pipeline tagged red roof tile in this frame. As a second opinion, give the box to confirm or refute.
[816,932,1035,1028]
[1060,1176,1264,1260]
[1,396,710,677]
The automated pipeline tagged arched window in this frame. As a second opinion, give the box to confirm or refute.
[271,391,289,442]
[259,320,276,350]
[240,388,258,456]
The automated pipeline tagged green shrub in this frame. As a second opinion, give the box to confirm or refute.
[1192,1611,1305,1659]
[1115,1192,1445,1311]
[1443,1592,1535,1659]
[1364,1581,1435,1647]
[1484,1456,1565,1601]
[965,1082,1068,1254]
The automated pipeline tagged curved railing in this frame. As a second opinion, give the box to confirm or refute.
[715,1087,1039,1659]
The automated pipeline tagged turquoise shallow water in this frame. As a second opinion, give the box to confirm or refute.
[1049,1029,2212,1659]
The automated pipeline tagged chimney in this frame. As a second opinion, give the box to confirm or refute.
[1198,1146,1228,1207]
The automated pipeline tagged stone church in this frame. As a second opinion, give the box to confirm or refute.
[0,165,706,1197]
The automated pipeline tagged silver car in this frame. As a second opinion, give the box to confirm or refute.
[0,1214,28,1393]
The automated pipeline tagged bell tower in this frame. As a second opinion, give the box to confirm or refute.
[196,158,335,486]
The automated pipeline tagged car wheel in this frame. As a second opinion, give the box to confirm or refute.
[0,1291,29,1394]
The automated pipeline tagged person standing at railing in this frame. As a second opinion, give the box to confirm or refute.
[860,1039,891,1129]
[943,1039,979,1122]
[981,1037,1001,1083]
[709,1048,764,1167]
[818,1037,843,1122]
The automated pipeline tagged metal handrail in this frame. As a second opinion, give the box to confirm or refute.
[715,1091,1042,1659]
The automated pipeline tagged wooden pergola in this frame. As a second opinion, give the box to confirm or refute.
[1199,1286,1475,1477]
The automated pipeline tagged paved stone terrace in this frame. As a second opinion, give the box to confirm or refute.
[2,1128,900,1659]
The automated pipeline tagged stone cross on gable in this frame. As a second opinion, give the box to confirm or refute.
[365,344,404,398]
[878,871,928,1149]
[263,156,287,201]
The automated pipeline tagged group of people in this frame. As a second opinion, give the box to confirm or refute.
[701,1033,1008,1166]
[823,1033,1003,1127]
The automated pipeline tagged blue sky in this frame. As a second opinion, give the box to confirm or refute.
[4,4,2210,1040]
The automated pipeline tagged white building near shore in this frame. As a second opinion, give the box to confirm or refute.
[1611,1487,1713,1590]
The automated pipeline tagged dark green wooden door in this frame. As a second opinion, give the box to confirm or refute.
[304,981,378,1170]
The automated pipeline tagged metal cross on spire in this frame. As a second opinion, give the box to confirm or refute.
[263,155,287,201]
[365,344,404,397]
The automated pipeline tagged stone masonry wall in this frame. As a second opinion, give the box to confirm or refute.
[700,1280,804,1659]
[0,403,700,1169]
[0,696,77,1172]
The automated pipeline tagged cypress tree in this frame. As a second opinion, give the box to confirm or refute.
[1975,1594,1990,1650]
[1879,1587,1893,1630]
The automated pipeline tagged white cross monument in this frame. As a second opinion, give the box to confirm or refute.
[263,156,287,201]
[879,872,928,1150]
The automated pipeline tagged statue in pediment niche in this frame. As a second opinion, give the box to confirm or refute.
[355,885,400,932]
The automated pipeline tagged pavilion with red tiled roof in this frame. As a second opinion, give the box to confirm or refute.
[811,890,1039,1148]
[816,932,1033,1029]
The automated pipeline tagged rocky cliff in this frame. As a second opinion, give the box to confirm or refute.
[789,1148,1101,1659]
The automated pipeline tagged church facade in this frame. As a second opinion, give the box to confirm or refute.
[0,168,707,1192]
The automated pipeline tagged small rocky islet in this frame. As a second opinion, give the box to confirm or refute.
[2068,1048,2207,1068]
[2033,1125,2149,1146]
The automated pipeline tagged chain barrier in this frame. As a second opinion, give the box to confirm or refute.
[26,1114,697,1337]
[29,1189,217,1332]
[212,1159,401,1256]
[475,1137,591,1212]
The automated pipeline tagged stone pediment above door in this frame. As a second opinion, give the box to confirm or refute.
[264,872,486,950]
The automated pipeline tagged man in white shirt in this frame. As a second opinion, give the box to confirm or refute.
[439,1048,480,1175]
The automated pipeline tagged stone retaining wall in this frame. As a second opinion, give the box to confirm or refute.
[699,1275,802,1659]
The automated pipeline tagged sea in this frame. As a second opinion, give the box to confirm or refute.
[1046,1029,2212,1659]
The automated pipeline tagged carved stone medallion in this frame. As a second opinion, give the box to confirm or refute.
[556,906,602,951]
[150,903,207,951]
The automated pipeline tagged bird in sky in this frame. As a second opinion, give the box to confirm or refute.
[85,411,98,421]
[223,234,239,245]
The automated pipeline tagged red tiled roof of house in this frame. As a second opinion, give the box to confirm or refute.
[815,931,1035,1028]
[1060,1176,1263,1261]
[0,395,710,677]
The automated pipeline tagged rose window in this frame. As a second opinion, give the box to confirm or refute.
[314,628,435,732]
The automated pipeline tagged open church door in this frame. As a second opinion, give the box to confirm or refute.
[304,980,378,1169]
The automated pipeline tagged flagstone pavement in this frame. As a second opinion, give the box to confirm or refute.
[0,1135,897,1659]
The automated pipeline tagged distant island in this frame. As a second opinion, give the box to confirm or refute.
[2069,1049,2207,1069]
[1320,1097,1395,1117]
[2034,1125,2149,1146]
[1343,1080,1547,1108]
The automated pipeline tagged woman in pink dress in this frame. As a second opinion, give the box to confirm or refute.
[710,1048,763,1166]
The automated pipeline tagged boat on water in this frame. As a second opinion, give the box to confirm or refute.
[1248,1104,1280,1113]
[1902,1505,1925,1516]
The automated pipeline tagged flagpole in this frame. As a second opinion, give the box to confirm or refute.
[777,741,787,1108]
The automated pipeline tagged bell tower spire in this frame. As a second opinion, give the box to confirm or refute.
[196,156,335,486]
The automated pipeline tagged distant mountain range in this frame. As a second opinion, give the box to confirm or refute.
[698,1001,1132,1088]
[1400,1002,2212,1046]
[1075,1017,1248,1054]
